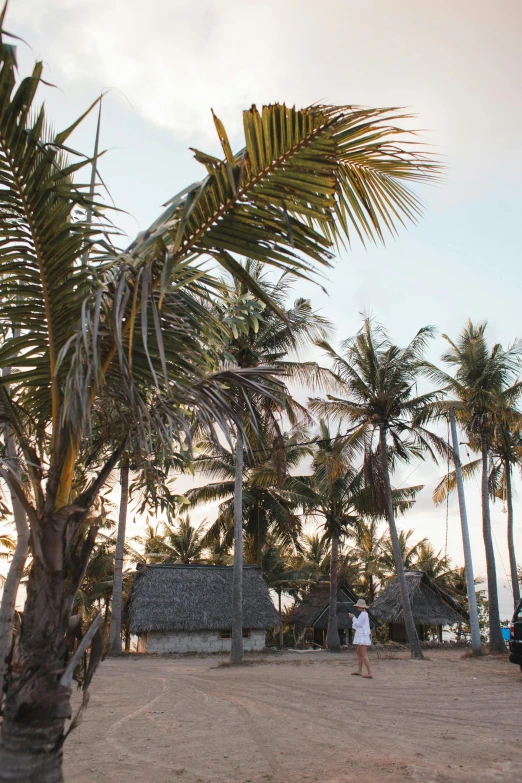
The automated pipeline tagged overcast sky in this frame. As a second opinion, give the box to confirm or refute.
[5,0,522,615]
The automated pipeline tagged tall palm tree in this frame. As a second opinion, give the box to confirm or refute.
[424,321,522,651]
[434,414,522,609]
[192,268,332,663]
[293,421,364,652]
[292,420,421,651]
[309,318,448,658]
[489,419,522,607]
[108,463,129,654]
[0,14,438,777]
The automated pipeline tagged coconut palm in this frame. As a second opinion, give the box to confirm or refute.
[191,267,332,664]
[423,321,522,651]
[108,464,129,654]
[0,13,438,776]
[132,516,206,564]
[488,420,522,607]
[188,429,312,566]
[109,445,189,653]
[434,414,522,608]
[309,318,449,658]
[377,528,429,581]
[292,420,420,652]
[348,518,386,603]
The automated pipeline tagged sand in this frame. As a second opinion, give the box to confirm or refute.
[64,648,521,783]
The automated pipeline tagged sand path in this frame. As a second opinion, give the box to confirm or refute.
[64,648,522,783]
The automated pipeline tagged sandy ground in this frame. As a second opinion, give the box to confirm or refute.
[64,648,522,783]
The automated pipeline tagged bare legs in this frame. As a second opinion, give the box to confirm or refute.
[356,645,372,677]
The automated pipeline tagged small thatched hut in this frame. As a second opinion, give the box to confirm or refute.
[370,570,468,643]
[128,564,279,653]
[288,576,378,646]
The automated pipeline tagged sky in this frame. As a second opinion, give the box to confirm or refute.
[3,0,522,617]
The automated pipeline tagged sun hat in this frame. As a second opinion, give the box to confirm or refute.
[354,599,369,609]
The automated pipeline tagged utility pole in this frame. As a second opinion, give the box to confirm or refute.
[449,409,482,655]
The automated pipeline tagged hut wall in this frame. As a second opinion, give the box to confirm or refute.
[140,628,266,654]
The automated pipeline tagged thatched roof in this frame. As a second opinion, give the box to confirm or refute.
[128,564,280,633]
[370,571,468,626]
[288,577,378,630]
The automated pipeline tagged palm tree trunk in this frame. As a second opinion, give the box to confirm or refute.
[0,436,29,677]
[505,460,520,607]
[0,559,72,782]
[449,409,482,655]
[379,424,423,659]
[278,589,284,649]
[326,529,341,651]
[109,464,130,654]
[256,500,263,568]
[231,429,244,663]
[480,434,505,652]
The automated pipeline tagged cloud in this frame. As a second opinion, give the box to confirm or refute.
[11,0,522,153]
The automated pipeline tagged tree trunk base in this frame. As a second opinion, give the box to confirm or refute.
[0,724,64,783]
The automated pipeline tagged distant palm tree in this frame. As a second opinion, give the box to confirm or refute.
[0,529,15,559]
[291,421,365,651]
[188,428,311,567]
[377,528,429,581]
[413,540,454,584]
[433,415,522,609]
[424,321,522,650]
[298,533,331,573]
[292,420,419,651]
[348,518,388,603]
[310,318,448,658]
[132,516,206,565]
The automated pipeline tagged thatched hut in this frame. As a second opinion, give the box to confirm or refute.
[370,570,468,643]
[288,576,378,646]
[128,564,279,653]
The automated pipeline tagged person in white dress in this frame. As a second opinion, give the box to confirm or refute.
[349,598,373,678]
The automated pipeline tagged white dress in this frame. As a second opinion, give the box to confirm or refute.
[352,611,372,646]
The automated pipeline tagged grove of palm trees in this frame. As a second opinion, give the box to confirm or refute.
[0,5,521,783]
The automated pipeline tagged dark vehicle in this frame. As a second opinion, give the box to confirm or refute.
[509,598,522,672]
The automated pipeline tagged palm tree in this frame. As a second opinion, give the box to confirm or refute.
[424,321,522,651]
[188,429,311,566]
[298,533,331,573]
[189,427,311,664]
[0,14,438,776]
[108,463,129,654]
[434,413,522,609]
[309,318,448,658]
[109,447,189,653]
[489,419,522,607]
[192,268,332,663]
[377,528,429,581]
[293,421,364,651]
[293,420,420,651]
[349,518,386,603]
[132,516,206,564]
[0,528,15,560]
